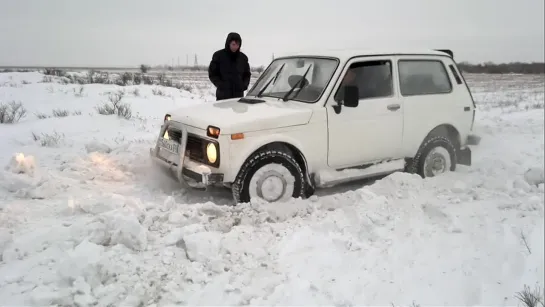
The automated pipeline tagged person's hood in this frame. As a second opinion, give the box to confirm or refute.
[224,32,242,51]
[167,98,313,135]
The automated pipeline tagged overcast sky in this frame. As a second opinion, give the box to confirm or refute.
[0,0,543,67]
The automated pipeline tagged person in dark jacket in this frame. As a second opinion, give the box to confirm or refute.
[208,32,252,100]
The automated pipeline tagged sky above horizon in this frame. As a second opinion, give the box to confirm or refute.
[0,0,543,68]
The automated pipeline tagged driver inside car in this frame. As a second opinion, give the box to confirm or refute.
[334,68,358,102]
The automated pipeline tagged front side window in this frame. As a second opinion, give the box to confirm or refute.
[334,60,393,102]
[247,57,339,103]
[398,60,452,96]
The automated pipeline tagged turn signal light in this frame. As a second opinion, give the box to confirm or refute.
[231,133,244,140]
[207,126,220,138]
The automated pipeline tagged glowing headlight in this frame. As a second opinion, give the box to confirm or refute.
[206,143,217,164]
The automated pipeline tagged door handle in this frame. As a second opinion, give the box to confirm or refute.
[387,104,400,111]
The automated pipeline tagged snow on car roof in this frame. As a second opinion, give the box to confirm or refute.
[276,49,451,62]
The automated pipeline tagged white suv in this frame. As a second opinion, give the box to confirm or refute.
[150,49,481,203]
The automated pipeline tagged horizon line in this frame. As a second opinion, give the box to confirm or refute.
[1,61,544,71]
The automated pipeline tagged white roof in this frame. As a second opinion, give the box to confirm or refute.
[276,48,451,62]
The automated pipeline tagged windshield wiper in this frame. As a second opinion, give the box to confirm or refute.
[282,64,313,102]
[257,63,285,98]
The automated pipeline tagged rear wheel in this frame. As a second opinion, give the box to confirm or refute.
[232,145,306,204]
[407,135,457,178]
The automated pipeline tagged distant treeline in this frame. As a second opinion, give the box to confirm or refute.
[1,61,544,75]
[153,61,545,75]
[457,62,544,74]
[151,64,265,73]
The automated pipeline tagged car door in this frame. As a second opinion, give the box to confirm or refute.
[325,56,404,169]
[396,56,470,156]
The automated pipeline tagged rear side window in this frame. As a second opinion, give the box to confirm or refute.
[398,60,452,96]
[449,64,463,84]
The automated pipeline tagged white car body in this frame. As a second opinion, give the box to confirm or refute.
[150,49,481,203]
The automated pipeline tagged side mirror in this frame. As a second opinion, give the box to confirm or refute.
[344,86,359,107]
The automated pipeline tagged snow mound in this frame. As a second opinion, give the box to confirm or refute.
[0,72,543,306]
[98,210,148,251]
[0,153,62,199]
[85,141,112,154]
[0,72,44,84]
[524,167,545,186]
[5,153,36,176]
[0,230,12,262]
[68,194,149,251]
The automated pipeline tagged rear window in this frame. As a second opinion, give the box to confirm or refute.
[398,60,452,96]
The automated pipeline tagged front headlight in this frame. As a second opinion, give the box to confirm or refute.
[206,143,218,164]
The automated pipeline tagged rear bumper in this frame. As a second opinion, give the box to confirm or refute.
[467,133,481,146]
[149,124,224,189]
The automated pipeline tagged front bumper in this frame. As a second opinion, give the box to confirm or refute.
[149,124,224,189]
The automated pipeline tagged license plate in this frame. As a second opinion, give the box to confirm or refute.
[159,138,180,154]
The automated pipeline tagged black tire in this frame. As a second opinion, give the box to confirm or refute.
[232,145,306,204]
[304,178,316,199]
[406,135,457,178]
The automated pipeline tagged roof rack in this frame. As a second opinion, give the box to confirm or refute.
[435,49,454,58]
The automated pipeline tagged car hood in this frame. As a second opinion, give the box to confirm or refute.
[168,97,313,134]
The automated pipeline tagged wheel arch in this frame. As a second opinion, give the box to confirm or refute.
[417,124,461,153]
[228,135,311,183]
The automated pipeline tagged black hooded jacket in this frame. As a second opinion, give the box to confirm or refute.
[208,32,252,100]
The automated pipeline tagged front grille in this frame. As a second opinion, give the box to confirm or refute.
[167,128,182,143]
[186,135,205,162]
[163,128,211,165]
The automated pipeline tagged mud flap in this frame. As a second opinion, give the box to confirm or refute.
[457,147,472,166]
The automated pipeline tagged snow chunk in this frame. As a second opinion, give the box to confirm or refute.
[513,177,532,192]
[0,230,12,261]
[260,199,315,222]
[0,169,59,200]
[76,194,124,215]
[99,211,148,251]
[198,201,228,217]
[524,167,544,186]
[5,153,36,176]
[367,171,423,199]
[85,141,112,154]
[163,223,207,246]
[451,180,468,193]
[30,286,64,306]
[167,211,186,224]
[183,231,222,262]
[0,153,64,199]
[58,239,104,287]
[72,276,97,306]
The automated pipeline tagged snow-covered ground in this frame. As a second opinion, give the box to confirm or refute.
[0,71,543,306]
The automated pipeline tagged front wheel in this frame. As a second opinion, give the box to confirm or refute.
[232,146,306,204]
[407,135,457,178]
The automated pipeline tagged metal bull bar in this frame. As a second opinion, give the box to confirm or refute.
[150,121,190,188]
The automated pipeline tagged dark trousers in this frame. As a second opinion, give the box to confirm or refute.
[216,91,244,101]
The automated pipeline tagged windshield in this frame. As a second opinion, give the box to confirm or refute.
[247,57,339,103]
